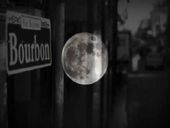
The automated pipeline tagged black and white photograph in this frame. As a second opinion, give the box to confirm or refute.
[0,0,170,128]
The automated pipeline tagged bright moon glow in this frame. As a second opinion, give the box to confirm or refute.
[61,32,108,85]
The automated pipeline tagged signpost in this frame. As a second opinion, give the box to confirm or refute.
[6,11,52,75]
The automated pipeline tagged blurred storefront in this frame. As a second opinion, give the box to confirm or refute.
[118,1,170,128]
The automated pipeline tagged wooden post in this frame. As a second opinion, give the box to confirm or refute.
[45,0,65,128]
[101,0,118,128]
[0,12,7,128]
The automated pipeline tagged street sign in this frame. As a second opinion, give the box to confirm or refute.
[6,11,52,75]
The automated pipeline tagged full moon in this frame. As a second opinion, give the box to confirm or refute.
[61,32,108,85]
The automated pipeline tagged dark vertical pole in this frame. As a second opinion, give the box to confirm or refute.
[108,0,118,127]
[45,0,65,128]
[87,0,118,127]
[87,0,103,128]
[0,12,8,128]
[0,72,7,128]
[101,0,118,128]
[102,0,110,127]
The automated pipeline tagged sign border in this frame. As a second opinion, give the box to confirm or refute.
[6,11,52,75]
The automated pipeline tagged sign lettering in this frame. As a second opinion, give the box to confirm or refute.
[6,11,52,74]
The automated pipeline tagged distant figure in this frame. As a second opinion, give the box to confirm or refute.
[132,54,141,71]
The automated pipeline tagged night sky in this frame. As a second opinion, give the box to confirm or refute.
[118,0,161,34]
